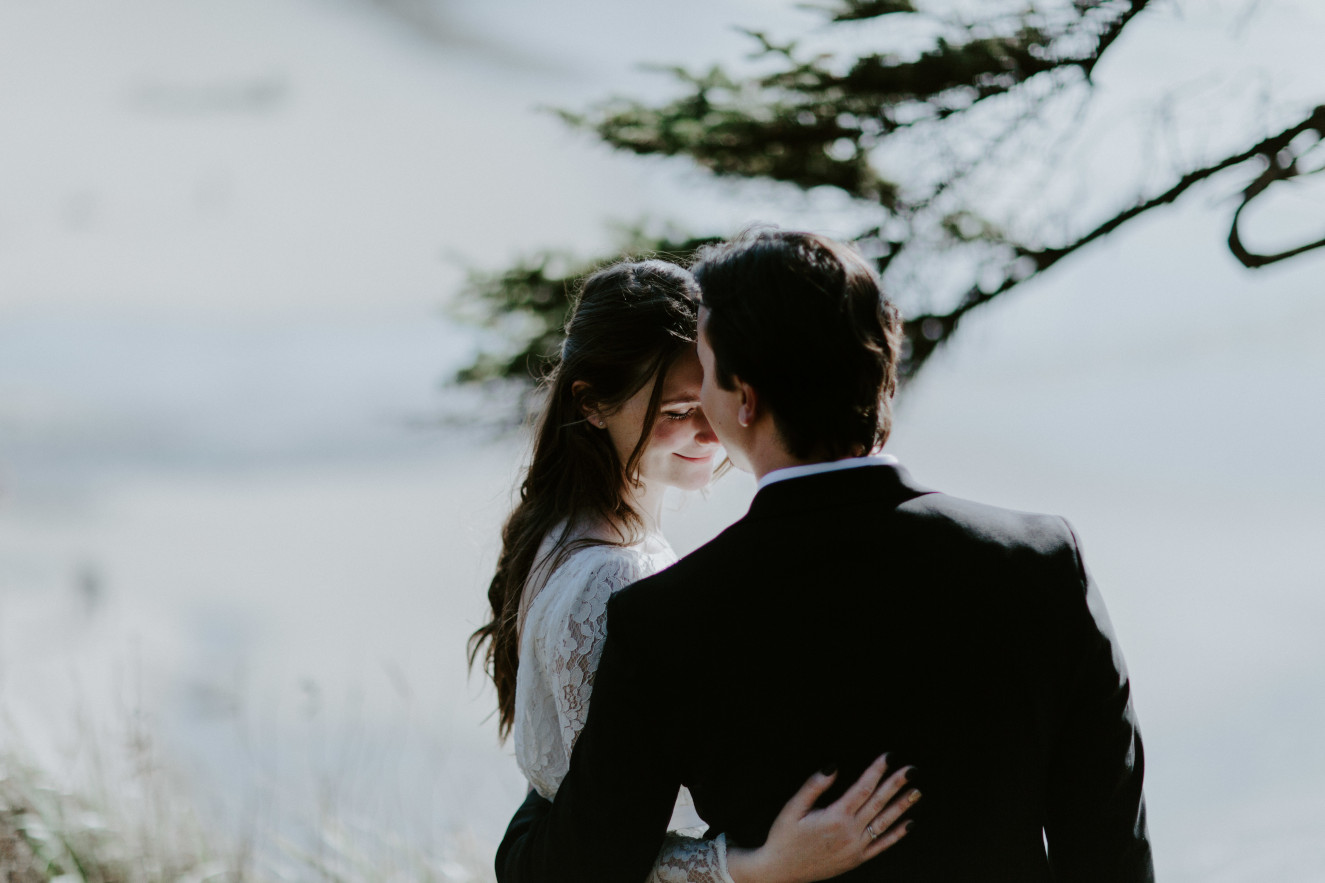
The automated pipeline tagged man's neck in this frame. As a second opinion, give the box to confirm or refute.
[736,415,867,482]
[746,435,877,484]
[749,450,823,484]
[745,435,850,483]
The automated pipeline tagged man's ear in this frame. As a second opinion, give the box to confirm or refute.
[736,379,759,428]
[571,380,605,428]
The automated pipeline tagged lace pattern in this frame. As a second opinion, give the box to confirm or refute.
[649,831,732,883]
[512,528,733,883]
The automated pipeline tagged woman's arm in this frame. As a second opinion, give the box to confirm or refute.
[542,555,640,757]
[542,557,736,882]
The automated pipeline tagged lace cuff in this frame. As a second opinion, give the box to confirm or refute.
[647,831,733,883]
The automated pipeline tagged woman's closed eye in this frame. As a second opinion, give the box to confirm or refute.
[663,407,698,421]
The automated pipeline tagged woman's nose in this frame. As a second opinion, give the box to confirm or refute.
[694,408,719,445]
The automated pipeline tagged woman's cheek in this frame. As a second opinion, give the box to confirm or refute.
[652,419,682,448]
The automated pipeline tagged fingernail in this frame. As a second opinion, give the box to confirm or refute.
[905,819,917,833]
[820,764,837,776]
[908,789,922,803]
[904,766,921,784]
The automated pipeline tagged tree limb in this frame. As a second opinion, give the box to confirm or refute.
[901,104,1325,377]
[1227,106,1325,268]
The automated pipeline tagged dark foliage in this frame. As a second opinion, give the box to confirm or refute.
[456,0,1324,385]
[453,232,720,384]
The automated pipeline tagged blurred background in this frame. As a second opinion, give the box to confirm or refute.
[1,0,1322,880]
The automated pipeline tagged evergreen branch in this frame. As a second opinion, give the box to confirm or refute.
[815,0,918,23]
[901,104,1325,378]
[1080,0,1154,80]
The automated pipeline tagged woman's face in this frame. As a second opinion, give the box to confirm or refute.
[600,345,719,492]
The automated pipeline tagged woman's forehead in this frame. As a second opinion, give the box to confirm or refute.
[661,346,703,402]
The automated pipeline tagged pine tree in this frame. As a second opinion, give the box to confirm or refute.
[456,0,1324,385]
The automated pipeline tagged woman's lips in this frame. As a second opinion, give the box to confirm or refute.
[674,452,715,462]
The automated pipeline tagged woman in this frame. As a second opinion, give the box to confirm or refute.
[469,260,918,882]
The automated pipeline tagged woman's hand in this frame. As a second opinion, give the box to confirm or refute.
[725,753,919,883]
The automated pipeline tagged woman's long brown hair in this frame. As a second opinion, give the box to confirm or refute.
[467,260,700,741]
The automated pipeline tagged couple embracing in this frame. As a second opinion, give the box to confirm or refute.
[469,230,1154,882]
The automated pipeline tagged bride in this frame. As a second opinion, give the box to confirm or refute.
[469,260,919,882]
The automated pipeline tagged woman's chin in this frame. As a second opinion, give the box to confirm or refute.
[673,471,716,492]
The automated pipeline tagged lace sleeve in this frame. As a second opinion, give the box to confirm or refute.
[534,551,735,883]
[537,552,642,757]
[648,832,732,883]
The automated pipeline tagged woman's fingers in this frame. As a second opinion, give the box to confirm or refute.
[856,764,915,822]
[872,784,921,829]
[833,752,893,816]
[862,784,921,856]
[781,767,839,820]
[863,817,915,860]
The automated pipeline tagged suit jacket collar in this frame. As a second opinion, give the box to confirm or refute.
[744,463,935,521]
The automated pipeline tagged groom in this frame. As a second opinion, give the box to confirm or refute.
[496,230,1153,881]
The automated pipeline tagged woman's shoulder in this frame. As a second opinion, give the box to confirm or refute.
[545,537,668,596]
[527,530,673,620]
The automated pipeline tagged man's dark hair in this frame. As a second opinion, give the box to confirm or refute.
[691,229,903,460]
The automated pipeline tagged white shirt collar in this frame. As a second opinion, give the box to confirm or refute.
[756,453,900,493]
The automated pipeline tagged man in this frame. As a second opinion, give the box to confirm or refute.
[496,230,1153,881]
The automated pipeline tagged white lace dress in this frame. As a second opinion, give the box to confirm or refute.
[512,527,734,883]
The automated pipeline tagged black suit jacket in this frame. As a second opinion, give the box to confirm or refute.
[496,465,1153,882]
